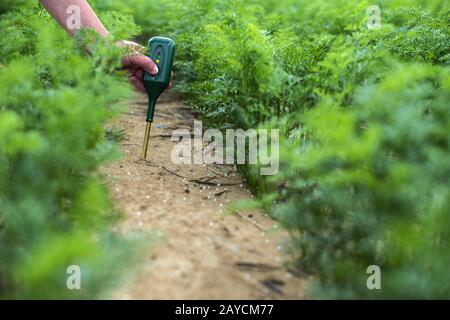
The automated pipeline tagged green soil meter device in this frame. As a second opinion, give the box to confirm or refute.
[141,36,176,160]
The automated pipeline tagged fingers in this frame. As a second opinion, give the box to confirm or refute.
[130,76,146,93]
[123,54,158,75]
[127,69,146,93]
[122,52,174,92]
[134,69,144,80]
[119,41,160,93]
[168,71,174,89]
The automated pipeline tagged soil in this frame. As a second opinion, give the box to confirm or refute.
[102,93,309,299]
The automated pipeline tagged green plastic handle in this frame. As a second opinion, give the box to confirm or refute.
[143,37,176,122]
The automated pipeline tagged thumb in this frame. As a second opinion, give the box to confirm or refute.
[123,54,159,75]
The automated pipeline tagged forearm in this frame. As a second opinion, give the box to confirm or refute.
[39,0,109,37]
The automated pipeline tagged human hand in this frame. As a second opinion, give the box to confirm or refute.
[117,40,173,93]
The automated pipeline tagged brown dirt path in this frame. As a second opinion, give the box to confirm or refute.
[102,93,308,299]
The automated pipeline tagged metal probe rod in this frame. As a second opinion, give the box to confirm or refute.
[140,122,152,160]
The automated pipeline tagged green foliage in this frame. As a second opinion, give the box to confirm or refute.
[2,0,449,299]
[105,0,449,298]
[0,3,140,298]
[0,0,27,14]
[276,65,450,298]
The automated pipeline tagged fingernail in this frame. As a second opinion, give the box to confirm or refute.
[151,65,159,75]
